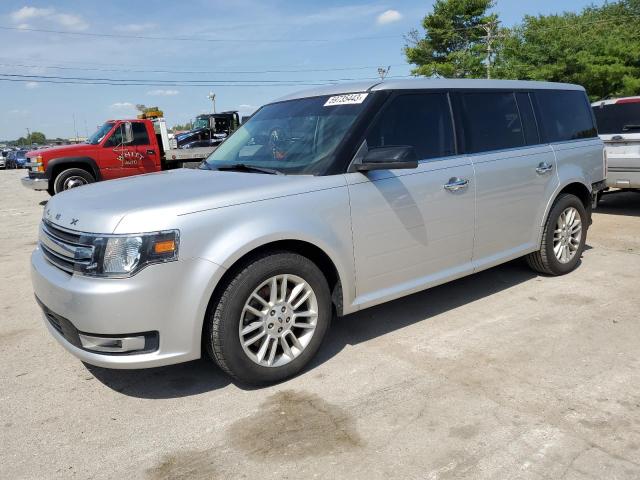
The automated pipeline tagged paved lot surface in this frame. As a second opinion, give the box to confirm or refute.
[1,169,640,479]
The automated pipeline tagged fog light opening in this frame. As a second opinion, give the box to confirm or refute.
[79,334,146,353]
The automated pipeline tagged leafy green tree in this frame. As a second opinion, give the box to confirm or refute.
[496,0,640,100]
[171,122,193,132]
[28,131,47,144]
[405,0,499,78]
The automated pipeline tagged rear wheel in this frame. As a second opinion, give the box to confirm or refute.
[53,168,95,194]
[526,193,587,275]
[205,252,331,385]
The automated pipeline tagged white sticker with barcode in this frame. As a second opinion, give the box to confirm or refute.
[324,93,369,106]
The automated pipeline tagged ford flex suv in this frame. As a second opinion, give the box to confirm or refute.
[31,79,605,384]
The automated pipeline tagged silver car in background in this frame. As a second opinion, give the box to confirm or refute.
[31,79,605,384]
[592,96,640,190]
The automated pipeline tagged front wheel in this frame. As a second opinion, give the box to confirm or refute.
[526,193,587,275]
[53,168,95,194]
[205,252,331,385]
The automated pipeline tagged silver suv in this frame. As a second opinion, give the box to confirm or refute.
[592,97,640,191]
[31,79,605,384]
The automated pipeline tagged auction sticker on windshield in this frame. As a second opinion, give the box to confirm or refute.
[324,93,368,106]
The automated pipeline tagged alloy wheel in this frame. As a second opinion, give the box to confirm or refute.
[239,274,318,367]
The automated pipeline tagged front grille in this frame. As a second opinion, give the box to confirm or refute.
[39,221,95,274]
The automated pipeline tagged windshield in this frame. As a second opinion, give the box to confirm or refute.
[203,94,370,175]
[593,102,640,134]
[88,121,115,144]
[193,117,210,130]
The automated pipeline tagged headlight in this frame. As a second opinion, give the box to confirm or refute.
[79,230,179,277]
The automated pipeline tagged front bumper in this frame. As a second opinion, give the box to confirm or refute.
[21,175,49,191]
[31,247,225,369]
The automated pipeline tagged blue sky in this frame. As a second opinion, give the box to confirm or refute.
[0,0,604,140]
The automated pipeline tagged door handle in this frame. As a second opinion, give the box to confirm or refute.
[536,162,553,175]
[443,177,469,192]
[146,149,155,155]
[611,135,624,141]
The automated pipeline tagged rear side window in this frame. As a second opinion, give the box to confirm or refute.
[131,122,150,145]
[461,92,525,153]
[366,93,455,160]
[534,90,597,142]
[592,100,640,134]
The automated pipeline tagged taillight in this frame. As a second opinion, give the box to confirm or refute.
[615,97,640,105]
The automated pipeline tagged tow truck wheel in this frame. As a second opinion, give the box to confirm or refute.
[53,168,95,195]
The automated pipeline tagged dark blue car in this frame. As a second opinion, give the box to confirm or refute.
[6,150,28,169]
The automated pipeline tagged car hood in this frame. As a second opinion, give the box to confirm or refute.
[44,168,345,234]
[28,143,96,160]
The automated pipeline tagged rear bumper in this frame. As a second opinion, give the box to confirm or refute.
[606,168,640,189]
[21,175,49,191]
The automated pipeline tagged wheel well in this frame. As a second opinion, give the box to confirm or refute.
[203,240,343,338]
[50,163,95,185]
[558,182,591,209]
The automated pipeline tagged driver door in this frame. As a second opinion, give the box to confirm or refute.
[99,122,141,179]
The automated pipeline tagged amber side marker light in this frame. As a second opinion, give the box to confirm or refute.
[154,240,176,254]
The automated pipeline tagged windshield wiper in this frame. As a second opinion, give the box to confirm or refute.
[216,163,283,175]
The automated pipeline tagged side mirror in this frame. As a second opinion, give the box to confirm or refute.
[122,122,134,145]
[356,146,418,171]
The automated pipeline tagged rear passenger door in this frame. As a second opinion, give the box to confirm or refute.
[346,92,476,309]
[459,91,559,270]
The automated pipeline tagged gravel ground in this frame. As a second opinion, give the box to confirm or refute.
[1,169,639,480]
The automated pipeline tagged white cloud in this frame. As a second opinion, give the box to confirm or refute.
[10,6,54,22]
[376,9,402,25]
[25,81,39,89]
[9,109,30,116]
[9,6,88,31]
[147,89,180,96]
[239,104,257,112]
[53,13,88,31]
[115,23,156,33]
[110,102,136,110]
[16,23,31,30]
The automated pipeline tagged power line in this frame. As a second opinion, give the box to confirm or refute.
[0,77,330,87]
[0,61,411,76]
[0,25,400,43]
[0,72,412,85]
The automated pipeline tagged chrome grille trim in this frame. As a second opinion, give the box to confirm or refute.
[39,221,95,274]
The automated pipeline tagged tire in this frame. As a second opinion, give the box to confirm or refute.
[53,168,95,194]
[526,193,588,275]
[205,251,331,385]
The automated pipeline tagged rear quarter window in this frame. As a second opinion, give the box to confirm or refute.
[534,90,597,142]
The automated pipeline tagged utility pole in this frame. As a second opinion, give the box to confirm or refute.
[208,91,216,113]
[481,21,500,79]
[26,128,30,146]
[377,65,391,81]
[72,113,78,142]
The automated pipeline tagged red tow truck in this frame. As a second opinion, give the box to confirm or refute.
[21,115,228,195]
